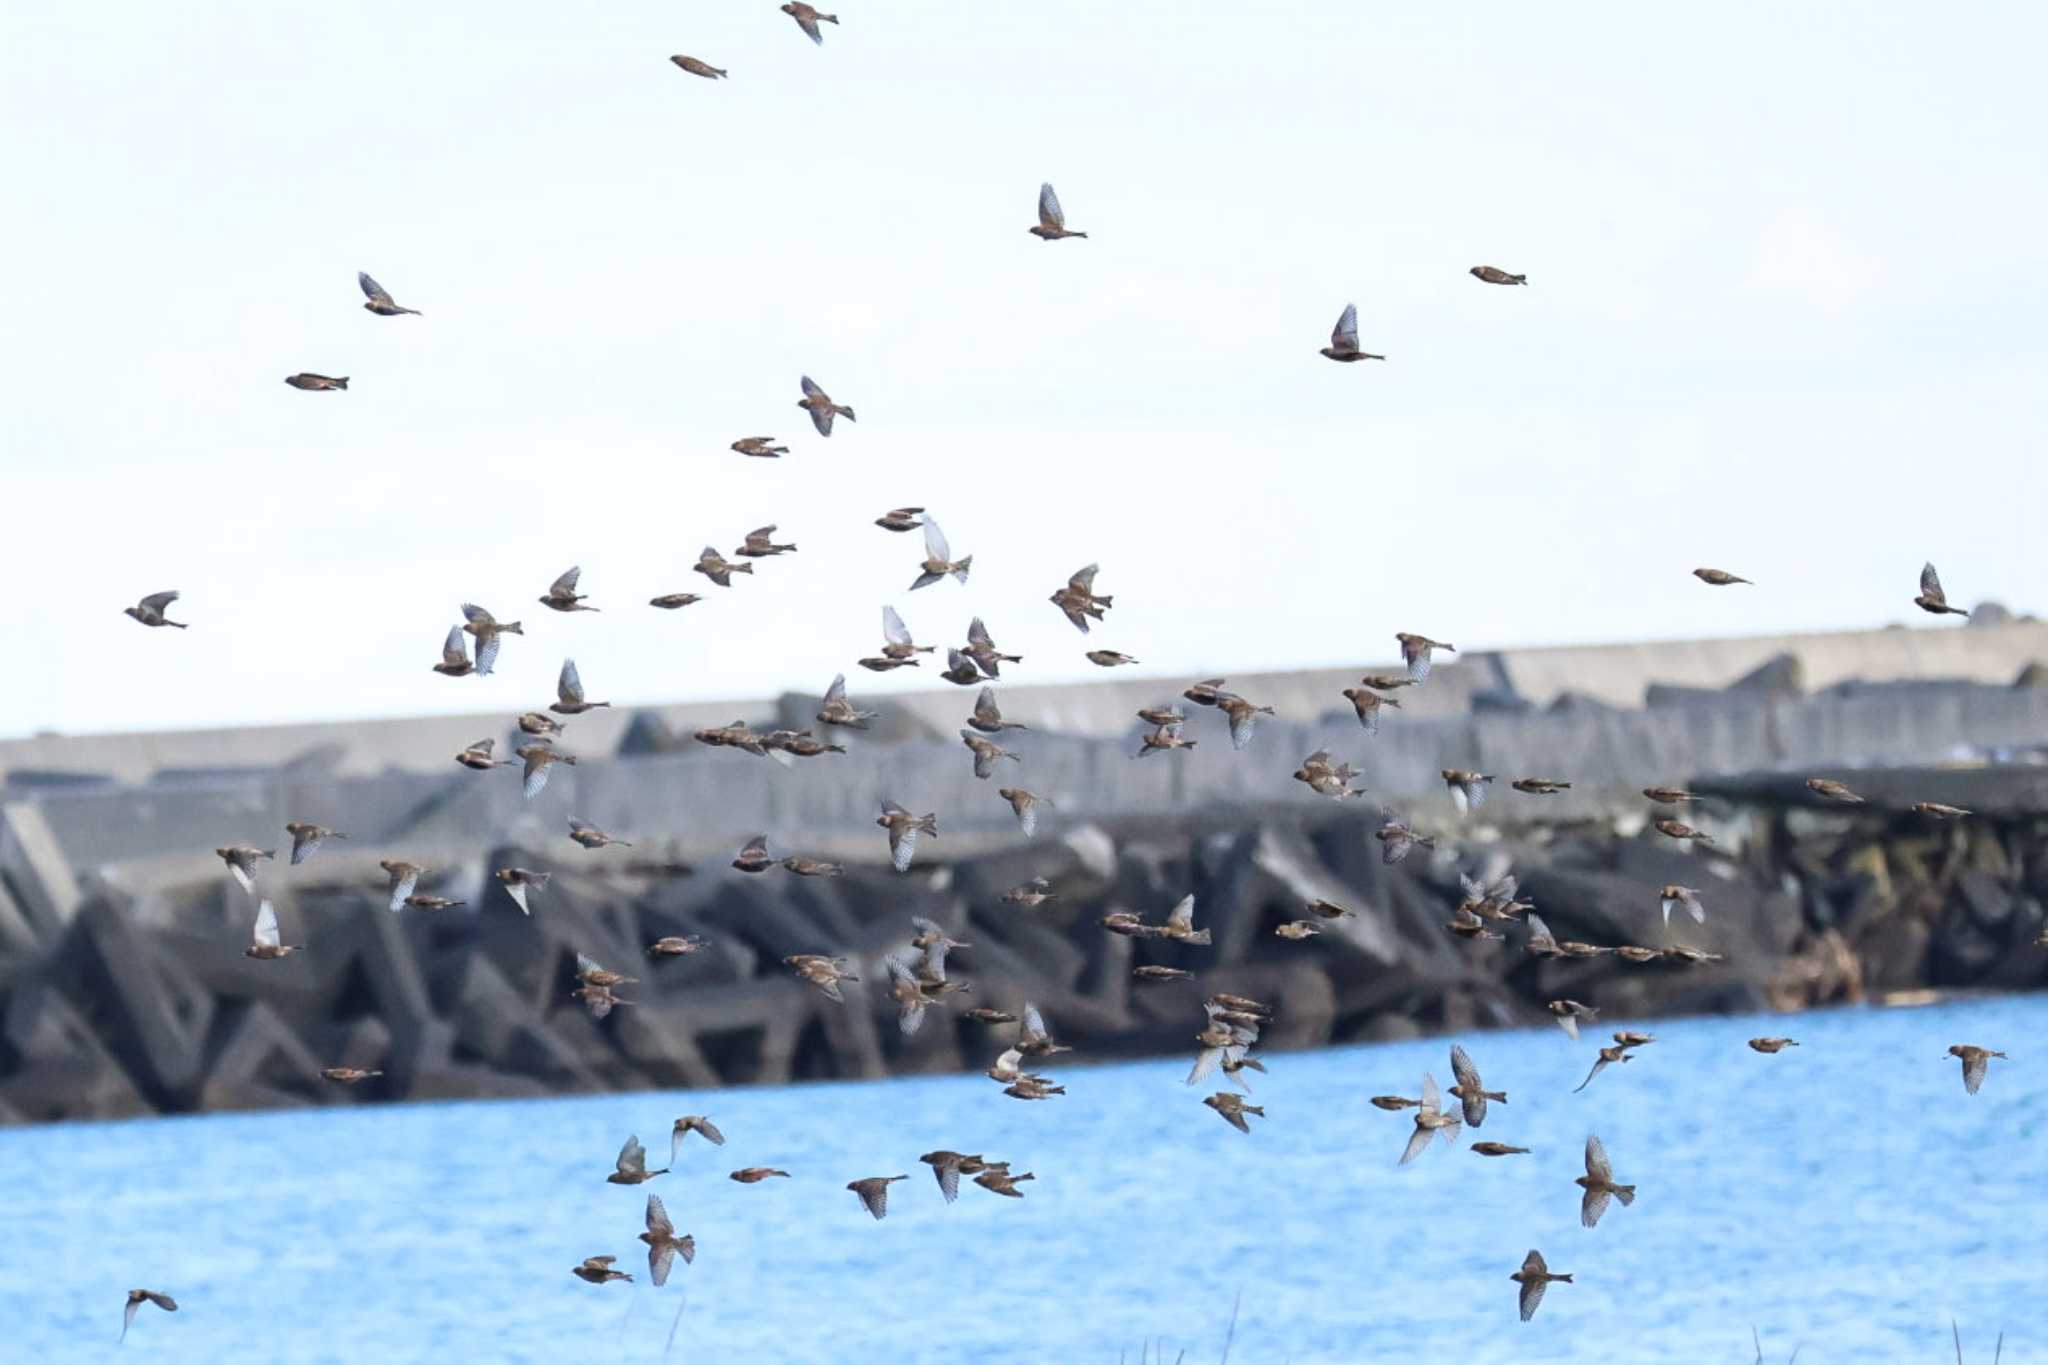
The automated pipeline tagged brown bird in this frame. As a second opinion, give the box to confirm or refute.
[576,954,636,990]
[568,818,630,850]
[1274,920,1321,940]
[730,1167,790,1183]
[1204,1091,1265,1133]
[865,606,930,666]
[1806,777,1864,803]
[962,617,1022,678]
[910,519,972,589]
[1511,1250,1571,1322]
[1574,1044,1632,1093]
[1473,1142,1531,1157]
[1749,1037,1799,1053]
[797,374,854,434]
[968,687,1026,735]
[215,845,274,896]
[539,566,598,612]
[1947,1044,2007,1094]
[961,730,1020,780]
[875,506,924,532]
[1446,906,1501,941]
[1512,778,1570,796]
[1653,817,1713,845]
[1029,182,1087,240]
[786,953,858,1002]
[966,1007,1019,1024]
[1642,786,1697,805]
[1049,564,1111,632]
[1003,877,1057,908]
[694,546,754,587]
[1613,1031,1656,1050]
[1914,801,1972,819]
[782,3,839,45]
[649,592,703,610]
[456,738,508,770]
[1441,769,1496,813]
[574,984,628,1018]
[817,673,876,730]
[1659,884,1706,927]
[358,272,419,316]
[571,1256,632,1286]
[519,712,564,737]
[1396,632,1456,681]
[670,1115,726,1163]
[647,935,710,958]
[884,955,935,1035]
[671,55,728,79]
[920,1150,987,1203]
[284,372,348,390]
[1160,894,1212,945]
[1448,1044,1506,1126]
[517,742,577,798]
[607,1135,668,1185]
[244,901,299,960]
[494,867,550,915]
[640,1194,695,1285]
[430,625,474,676]
[997,786,1052,837]
[1370,1094,1420,1112]
[1341,686,1401,735]
[459,603,522,675]
[1662,945,1725,964]
[731,834,775,873]
[1470,265,1528,285]
[1017,1002,1071,1058]
[1087,650,1140,667]
[1914,562,1969,617]
[1576,1135,1635,1227]
[1183,678,1232,707]
[877,800,938,871]
[1136,723,1198,758]
[1319,302,1384,361]
[122,1290,178,1341]
[124,590,187,629]
[782,855,843,877]
[284,820,346,866]
[1357,674,1416,692]
[1134,964,1193,982]
[320,1066,382,1084]
[1295,750,1367,799]
[1216,693,1274,750]
[1522,914,1563,959]
[549,659,609,717]
[379,860,424,912]
[1377,808,1434,864]
[1548,999,1598,1041]
[736,525,797,558]
[847,1175,908,1220]
[1401,1073,1462,1163]
[1303,898,1353,920]
[974,1168,1034,1197]
[1612,945,1660,963]
[1694,568,1751,586]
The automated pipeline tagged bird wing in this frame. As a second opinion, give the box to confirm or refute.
[1187,1047,1222,1085]
[793,6,824,42]
[617,1136,646,1176]
[823,673,848,707]
[122,1298,140,1340]
[138,590,180,613]
[646,1193,674,1240]
[934,1161,960,1203]
[558,658,585,705]
[358,272,395,306]
[1963,1052,1988,1094]
[1574,1057,1607,1092]
[973,687,1002,726]
[857,1181,891,1218]
[289,827,323,865]
[739,833,768,859]
[387,867,418,911]
[1016,800,1039,838]
[697,1119,726,1146]
[1331,303,1359,353]
[522,749,553,798]
[1166,894,1196,933]
[882,605,912,647]
[1398,1122,1437,1165]
[252,900,280,948]
[1068,563,1099,593]
[460,602,495,626]
[800,374,825,400]
[475,631,502,676]
[888,822,918,871]
[439,626,469,668]
[1920,561,1944,598]
[1585,1134,1612,1181]
[1038,182,1065,229]
[1225,703,1258,750]
[922,518,952,563]
[1419,1070,1442,1116]
[1450,1044,1480,1093]
[550,566,582,596]
[1518,1272,1547,1322]
[1021,1002,1049,1043]
[967,617,996,651]
[1555,1010,1581,1042]
[649,1243,676,1287]
[1580,1186,1611,1229]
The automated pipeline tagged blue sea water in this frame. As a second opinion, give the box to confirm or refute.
[1,994,2042,1364]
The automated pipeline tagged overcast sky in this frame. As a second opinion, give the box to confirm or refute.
[3,2,2042,738]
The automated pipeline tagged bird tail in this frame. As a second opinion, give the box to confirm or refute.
[562,753,580,765]
[951,556,973,584]
[1183,738,1198,748]
[1245,1104,1265,1117]
[168,620,189,628]
[336,377,351,389]
[502,621,524,635]
[1013,1171,1036,1182]
[735,562,755,574]
[1096,595,1113,608]
[916,814,939,836]
[822,11,840,21]
[839,405,856,422]
[1614,1185,1636,1206]
[1185,930,1213,945]
[1512,275,1527,285]
[1557,1273,1574,1284]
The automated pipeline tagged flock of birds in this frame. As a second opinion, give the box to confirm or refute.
[98,3,2011,1346]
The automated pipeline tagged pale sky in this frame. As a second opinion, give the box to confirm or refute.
[3,3,2043,738]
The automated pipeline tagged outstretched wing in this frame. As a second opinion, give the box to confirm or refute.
[1920,561,1944,598]
[824,673,848,706]
[550,566,582,596]
[440,626,469,668]
[557,658,585,706]
[1585,1134,1612,1181]
[1038,182,1065,230]
[882,605,912,647]
[358,272,395,306]
[252,900,281,948]
[1165,894,1196,933]
[922,518,952,564]
[1331,303,1359,353]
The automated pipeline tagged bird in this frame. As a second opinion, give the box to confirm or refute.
[670,55,727,79]
[550,660,609,715]
[1642,786,1698,805]
[817,674,877,729]
[1216,693,1274,750]
[493,867,550,915]
[1204,1092,1265,1133]
[730,1168,790,1183]
[1511,1251,1571,1322]
[640,1194,695,1285]
[518,712,564,737]
[319,1067,381,1084]
[968,687,1026,735]
[1446,906,1501,941]
[1017,1002,1070,1058]
[875,507,924,532]
[1947,1044,2007,1094]
[847,1175,908,1220]
[647,935,710,958]
[1160,894,1212,944]
[215,845,274,895]
[974,1168,1034,1197]
[1574,1044,1632,1093]
[960,729,1020,780]
[694,546,754,587]
[459,603,522,675]
[1613,1031,1656,1050]
[1134,964,1194,982]
[797,374,855,435]
[1576,1135,1635,1227]
[782,3,839,45]
[429,625,474,677]
[1356,674,1416,692]
[571,1256,632,1285]
[244,901,298,960]
[517,742,576,798]
[1548,999,1599,1041]
[1441,769,1496,813]
[1370,1095,1420,1112]
[1183,678,1232,707]
[920,1150,989,1203]
[876,800,938,871]
[1275,920,1321,940]
[378,860,423,912]
[1049,564,1112,633]
[1473,1142,1531,1157]
[669,1115,726,1164]
[1341,686,1400,735]
[568,818,629,850]
[1448,1044,1505,1126]
[1914,801,1973,819]
[910,519,972,589]
[456,738,508,770]
[997,787,1052,836]
[1029,182,1087,240]
[1400,1073,1462,1163]
[650,592,703,609]
[1003,877,1057,908]
[358,272,419,315]
[281,821,347,869]
[1749,1037,1799,1053]
[1137,723,1198,758]
[1806,777,1864,803]
[1914,562,1969,617]
[1512,778,1570,796]
[1376,808,1434,864]
[786,954,857,1001]
[284,373,348,390]
[124,590,187,628]
[607,1136,668,1185]
[539,567,598,612]
[122,1290,178,1342]
[782,855,842,877]
[961,618,1023,678]
[1470,265,1528,285]
[1295,750,1366,799]
[576,955,636,991]
[1523,914,1563,959]
[884,955,934,1035]
[407,896,464,912]
[1694,568,1751,586]
[736,525,797,558]
[1087,650,1140,667]
[1319,302,1383,362]
[1659,884,1706,926]
[1398,633,1457,680]
[1653,817,1714,844]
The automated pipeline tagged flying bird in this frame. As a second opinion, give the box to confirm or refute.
[1319,302,1383,362]
[1376,808,1433,864]
[670,1115,726,1163]
[459,603,522,675]
[969,687,1026,734]
[1512,778,1570,796]
[1511,1251,1571,1322]
[1448,1044,1505,1127]
[1548,999,1598,1041]
[786,954,858,1001]
[649,592,703,610]
[640,1194,695,1285]
[1748,1037,1799,1054]
[1204,1092,1265,1133]
[997,787,1052,836]
[1653,818,1713,844]
[320,1067,381,1084]
[782,3,839,45]
[1473,1142,1531,1157]
[736,525,797,558]
[539,567,598,612]
[1400,1072,1462,1163]
[571,1256,632,1285]
[430,626,473,676]
[550,660,609,715]
[730,1167,791,1183]
[1694,568,1751,586]
[1086,650,1139,667]
[1914,562,1968,617]
[1947,1044,2006,1094]
[1295,750,1366,799]
[121,1290,178,1342]
[1396,633,1455,681]
[244,901,299,960]
[1341,686,1400,735]
[215,845,274,896]
[1574,1043,1632,1093]
[1216,693,1274,750]
[1805,777,1864,803]
[607,1135,668,1186]
[1659,884,1706,926]
[1441,769,1496,813]
[456,738,508,770]
[1576,1135,1635,1227]
[876,800,938,871]
[797,375,855,435]
[910,519,972,589]
[670,55,727,78]
[493,867,549,914]
[694,547,754,587]
[1029,182,1087,240]
[516,742,576,798]
[379,860,423,912]
[1914,801,1972,819]
[1470,265,1528,285]
[847,1175,908,1220]
[875,507,924,532]
[358,272,419,315]
[817,674,877,729]
[284,373,348,390]
[961,729,1020,780]
[1050,564,1111,632]
[568,818,629,850]
[124,590,187,628]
